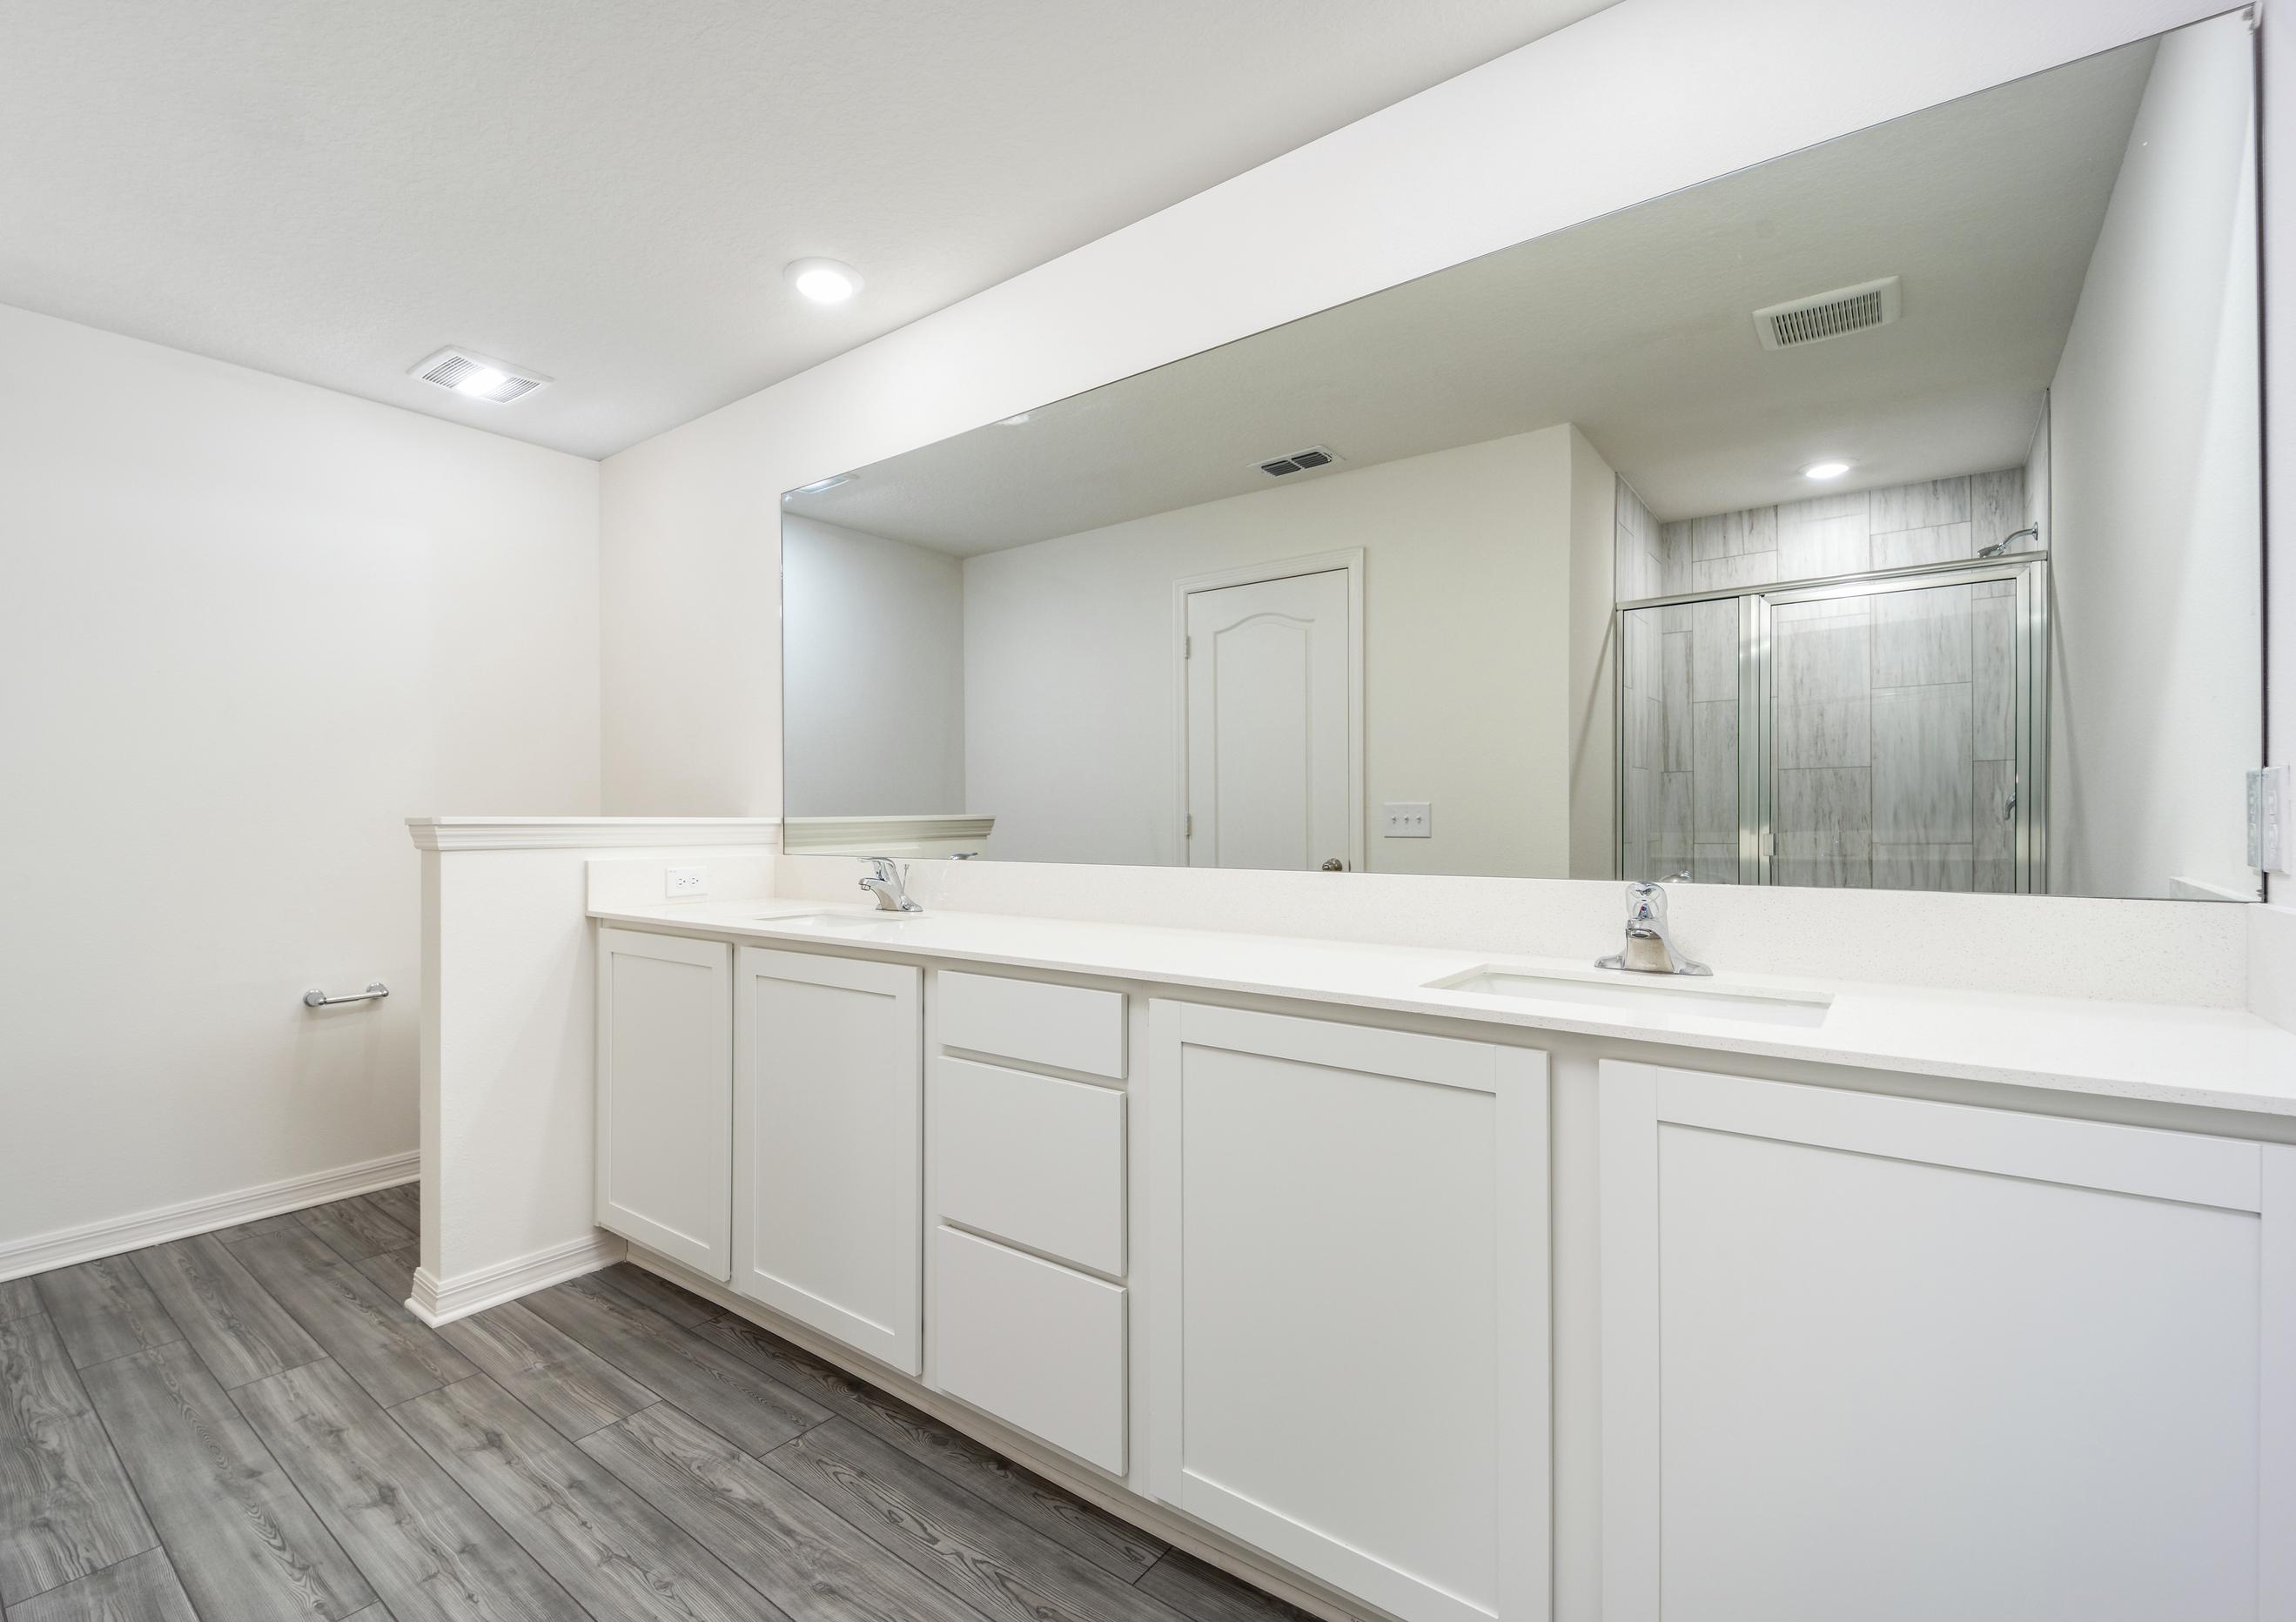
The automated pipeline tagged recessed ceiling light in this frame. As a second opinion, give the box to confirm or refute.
[408,346,550,404]
[784,258,863,305]
[782,474,855,502]
[997,412,1032,426]
[1802,459,1852,480]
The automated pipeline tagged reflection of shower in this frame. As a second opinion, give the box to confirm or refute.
[1979,525,2039,558]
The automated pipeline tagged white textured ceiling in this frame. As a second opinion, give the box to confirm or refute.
[789,37,2155,549]
[0,0,1617,459]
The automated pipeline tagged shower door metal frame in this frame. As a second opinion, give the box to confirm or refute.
[1750,557,2049,892]
[1616,550,2051,892]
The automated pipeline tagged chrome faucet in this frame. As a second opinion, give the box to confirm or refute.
[857,856,923,913]
[1596,881,1710,976]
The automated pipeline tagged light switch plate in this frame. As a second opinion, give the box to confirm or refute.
[1383,801,1433,838]
[666,866,708,898]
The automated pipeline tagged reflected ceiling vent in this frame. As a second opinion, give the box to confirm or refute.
[1252,445,1341,479]
[408,346,552,404]
[1753,276,1903,351]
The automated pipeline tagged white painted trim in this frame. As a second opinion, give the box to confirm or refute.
[406,816,782,851]
[1171,548,1366,873]
[0,1150,420,1283]
[405,1230,627,1326]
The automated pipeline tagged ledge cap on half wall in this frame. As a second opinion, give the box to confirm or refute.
[406,816,782,852]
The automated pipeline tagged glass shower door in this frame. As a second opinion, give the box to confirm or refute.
[1619,598,1748,885]
[1758,565,2038,893]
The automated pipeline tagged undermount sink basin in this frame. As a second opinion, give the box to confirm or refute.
[1427,965,1834,1028]
[757,910,927,928]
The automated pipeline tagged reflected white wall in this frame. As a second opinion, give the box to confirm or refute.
[782,514,967,816]
[2049,11,2262,901]
[959,426,1602,876]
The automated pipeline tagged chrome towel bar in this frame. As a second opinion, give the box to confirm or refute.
[304,982,389,1009]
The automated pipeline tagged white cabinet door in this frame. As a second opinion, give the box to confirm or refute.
[594,928,730,1280]
[1146,1002,1549,1622]
[1601,1061,2296,1622]
[733,947,923,1375]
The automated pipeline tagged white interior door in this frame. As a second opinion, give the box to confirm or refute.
[1184,567,1353,869]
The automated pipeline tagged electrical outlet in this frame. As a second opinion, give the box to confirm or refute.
[1382,801,1433,838]
[665,866,708,899]
[2251,766,2292,875]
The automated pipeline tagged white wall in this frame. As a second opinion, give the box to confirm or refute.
[598,0,2226,823]
[781,515,966,816]
[1568,427,1621,880]
[959,427,1590,875]
[2047,13,2262,901]
[0,303,600,1263]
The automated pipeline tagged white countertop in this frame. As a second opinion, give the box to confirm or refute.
[590,897,2296,1120]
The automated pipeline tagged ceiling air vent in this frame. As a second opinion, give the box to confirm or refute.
[1253,445,1341,478]
[408,346,553,404]
[1752,277,1902,352]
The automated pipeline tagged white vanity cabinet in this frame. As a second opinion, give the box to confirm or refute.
[927,970,1131,1474]
[732,947,923,1375]
[1600,1060,2296,1622]
[594,928,732,1280]
[1145,1001,1551,1622]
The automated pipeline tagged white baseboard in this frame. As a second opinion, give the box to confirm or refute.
[406,1230,627,1326]
[0,1149,421,1283]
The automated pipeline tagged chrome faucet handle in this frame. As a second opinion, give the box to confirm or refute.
[1598,879,1711,976]
[856,855,923,913]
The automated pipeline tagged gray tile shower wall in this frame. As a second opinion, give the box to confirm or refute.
[1620,466,2029,893]
[1654,468,2027,595]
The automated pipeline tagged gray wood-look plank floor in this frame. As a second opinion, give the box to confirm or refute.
[0,1187,1316,1622]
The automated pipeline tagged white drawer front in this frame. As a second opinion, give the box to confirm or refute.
[938,970,1126,1079]
[935,1056,1125,1276]
[935,1224,1127,1474]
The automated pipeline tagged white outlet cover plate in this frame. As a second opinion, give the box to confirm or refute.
[1383,801,1433,838]
[666,866,708,897]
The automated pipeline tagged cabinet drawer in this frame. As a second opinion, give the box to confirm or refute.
[935,1057,1125,1276]
[935,1225,1126,1474]
[938,971,1125,1079]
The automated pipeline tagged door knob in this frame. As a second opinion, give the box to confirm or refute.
[1321,858,1345,871]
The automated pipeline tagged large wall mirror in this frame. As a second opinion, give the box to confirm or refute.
[782,12,2264,901]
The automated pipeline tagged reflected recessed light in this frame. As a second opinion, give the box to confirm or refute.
[784,258,863,305]
[997,412,1032,426]
[782,474,855,502]
[1803,459,1852,480]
